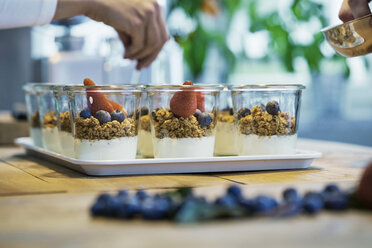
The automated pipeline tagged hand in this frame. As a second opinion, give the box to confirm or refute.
[339,0,371,22]
[54,0,169,70]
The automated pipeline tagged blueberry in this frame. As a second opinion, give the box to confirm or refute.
[302,192,324,214]
[227,185,242,199]
[266,100,280,115]
[141,197,171,220]
[237,108,251,120]
[140,107,149,116]
[95,110,111,124]
[79,108,91,119]
[111,110,125,123]
[214,194,237,208]
[323,184,340,195]
[117,195,141,219]
[198,113,213,127]
[117,189,129,198]
[283,188,301,203]
[194,109,201,118]
[136,189,149,201]
[90,201,106,216]
[254,195,278,212]
[324,193,349,211]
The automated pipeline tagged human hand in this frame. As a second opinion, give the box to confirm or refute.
[54,0,169,70]
[339,0,371,22]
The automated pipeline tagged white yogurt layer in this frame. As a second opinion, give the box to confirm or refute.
[153,136,215,158]
[59,131,75,158]
[42,127,62,154]
[214,122,238,156]
[30,127,43,147]
[74,136,138,160]
[137,129,154,158]
[238,134,297,155]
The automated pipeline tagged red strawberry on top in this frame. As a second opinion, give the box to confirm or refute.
[182,80,205,111]
[170,81,197,118]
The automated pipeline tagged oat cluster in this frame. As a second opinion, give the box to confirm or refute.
[60,111,72,133]
[139,115,151,132]
[152,109,215,139]
[43,111,57,128]
[239,105,296,136]
[75,116,137,140]
[31,112,41,128]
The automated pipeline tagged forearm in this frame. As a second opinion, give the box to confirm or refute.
[53,0,93,20]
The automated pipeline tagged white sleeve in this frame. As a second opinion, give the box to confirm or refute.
[0,0,58,29]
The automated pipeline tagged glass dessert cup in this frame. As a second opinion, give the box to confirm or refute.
[231,84,305,156]
[68,85,142,160]
[137,86,154,158]
[147,84,223,158]
[36,84,62,153]
[214,85,238,156]
[23,83,44,147]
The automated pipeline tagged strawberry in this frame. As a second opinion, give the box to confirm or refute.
[83,78,123,115]
[170,83,197,118]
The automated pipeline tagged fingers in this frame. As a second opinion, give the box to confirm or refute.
[136,44,163,70]
[117,30,131,48]
[124,18,146,59]
[349,0,371,18]
[339,0,371,22]
[339,0,355,22]
[130,7,161,60]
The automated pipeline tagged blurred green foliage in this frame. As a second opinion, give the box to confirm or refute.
[168,0,350,79]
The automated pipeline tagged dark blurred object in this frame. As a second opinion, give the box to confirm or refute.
[357,162,372,208]
[11,103,27,120]
[0,112,29,145]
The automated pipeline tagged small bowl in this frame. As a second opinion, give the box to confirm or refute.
[322,14,372,57]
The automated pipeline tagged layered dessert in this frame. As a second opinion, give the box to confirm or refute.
[73,78,138,160]
[42,111,62,153]
[30,112,43,147]
[58,111,74,157]
[237,100,297,155]
[137,107,154,158]
[214,108,238,156]
[151,81,216,158]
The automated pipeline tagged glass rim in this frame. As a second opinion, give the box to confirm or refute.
[146,84,224,92]
[63,85,144,93]
[230,84,305,91]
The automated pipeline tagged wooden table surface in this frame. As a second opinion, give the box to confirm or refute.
[0,139,372,248]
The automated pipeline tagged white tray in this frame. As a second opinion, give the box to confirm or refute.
[15,137,322,176]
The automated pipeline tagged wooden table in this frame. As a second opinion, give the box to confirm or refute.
[0,139,372,248]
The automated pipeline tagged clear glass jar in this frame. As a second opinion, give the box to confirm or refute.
[146,84,223,158]
[214,85,238,156]
[136,85,154,158]
[231,84,305,155]
[67,85,142,160]
[23,83,44,147]
[36,84,62,153]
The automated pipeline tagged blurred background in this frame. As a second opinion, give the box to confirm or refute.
[0,0,371,146]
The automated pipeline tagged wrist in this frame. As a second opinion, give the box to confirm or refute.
[53,0,94,20]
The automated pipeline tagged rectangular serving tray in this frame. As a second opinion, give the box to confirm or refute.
[15,137,322,176]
